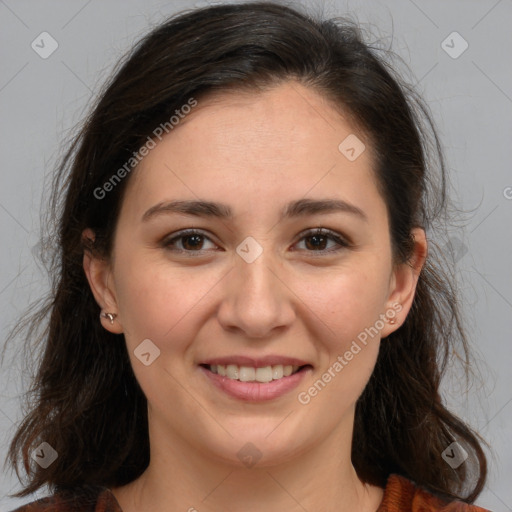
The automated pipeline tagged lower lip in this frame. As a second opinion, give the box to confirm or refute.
[199,365,312,402]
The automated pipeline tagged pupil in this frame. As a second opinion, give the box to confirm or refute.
[184,235,202,250]
[307,235,326,250]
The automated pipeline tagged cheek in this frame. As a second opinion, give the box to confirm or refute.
[295,262,390,342]
[291,267,387,416]
[113,256,214,352]
[297,269,388,402]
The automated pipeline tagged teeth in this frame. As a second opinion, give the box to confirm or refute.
[239,366,255,382]
[255,366,273,383]
[272,365,284,379]
[226,364,239,379]
[208,364,301,382]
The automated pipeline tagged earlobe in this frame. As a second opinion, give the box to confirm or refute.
[381,227,427,338]
[82,228,123,334]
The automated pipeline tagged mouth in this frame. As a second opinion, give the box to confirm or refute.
[199,363,312,383]
[198,361,313,402]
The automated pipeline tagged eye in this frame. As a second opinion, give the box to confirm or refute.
[162,229,217,255]
[293,227,350,255]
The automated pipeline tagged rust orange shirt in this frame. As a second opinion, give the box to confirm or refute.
[9,474,491,511]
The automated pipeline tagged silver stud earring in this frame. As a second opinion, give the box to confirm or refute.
[101,312,117,325]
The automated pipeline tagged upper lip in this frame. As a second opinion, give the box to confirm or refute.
[200,355,312,368]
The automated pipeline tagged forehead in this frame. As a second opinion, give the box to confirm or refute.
[122,81,382,220]
[172,81,365,159]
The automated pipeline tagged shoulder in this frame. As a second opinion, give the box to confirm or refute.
[8,486,123,512]
[378,474,492,512]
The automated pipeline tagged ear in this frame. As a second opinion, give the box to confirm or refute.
[82,228,123,334]
[380,227,427,338]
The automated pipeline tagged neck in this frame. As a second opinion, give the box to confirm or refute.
[110,412,384,512]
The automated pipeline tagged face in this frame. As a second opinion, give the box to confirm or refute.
[85,81,424,468]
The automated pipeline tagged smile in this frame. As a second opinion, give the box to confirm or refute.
[199,363,312,401]
[205,363,304,382]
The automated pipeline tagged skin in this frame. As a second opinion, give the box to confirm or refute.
[83,80,427,512]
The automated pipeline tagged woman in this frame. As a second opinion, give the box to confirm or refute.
[5,2,491,511]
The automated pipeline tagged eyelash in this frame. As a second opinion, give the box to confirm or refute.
[162,228,351,257]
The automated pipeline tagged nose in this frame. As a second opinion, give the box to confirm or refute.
[216,245,296,339]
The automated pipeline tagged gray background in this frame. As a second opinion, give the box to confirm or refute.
[0,0,510,510]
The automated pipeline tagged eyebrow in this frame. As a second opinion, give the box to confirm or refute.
[142,198,368,223]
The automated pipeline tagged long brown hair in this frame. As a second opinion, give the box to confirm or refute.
[4,1,487,502]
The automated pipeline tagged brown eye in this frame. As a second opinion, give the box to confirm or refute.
[163,229,217,254]
[304,233,329,251]
[295,228,350,254]
[181,234,205,250]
